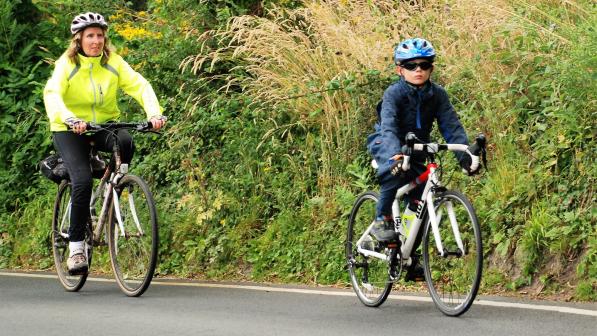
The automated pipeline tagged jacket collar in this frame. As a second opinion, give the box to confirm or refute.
[399,78,434,98]
[77,53,104,66]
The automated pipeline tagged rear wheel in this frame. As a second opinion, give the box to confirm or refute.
[108,175,158,297]
[52,181,93,291]
[423,190,482,316]
[346,191,393,307]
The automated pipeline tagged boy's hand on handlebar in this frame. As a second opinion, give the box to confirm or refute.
[462,140,485,175]
[460,156,480,176]
[389,154,405,176]
[149,115,167,130]
[462,164,480,176]
[65,117,87,134]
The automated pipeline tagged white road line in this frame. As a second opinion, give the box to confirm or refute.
[1,271,595,317]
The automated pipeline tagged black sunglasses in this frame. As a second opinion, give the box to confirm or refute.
[400,61,433,71]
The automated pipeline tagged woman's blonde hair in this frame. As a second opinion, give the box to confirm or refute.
[66,27,114,65]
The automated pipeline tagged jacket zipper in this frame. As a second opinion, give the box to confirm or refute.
[99,85,104,105]
[89,63,97,122]
[415,90,422,129]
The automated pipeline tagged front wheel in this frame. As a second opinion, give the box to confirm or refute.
[52,181,93,291]
[108,175,158,297]
[346,191,393,307]
[423,190,482,316]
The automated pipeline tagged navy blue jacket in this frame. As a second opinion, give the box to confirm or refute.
[367,78,469,178]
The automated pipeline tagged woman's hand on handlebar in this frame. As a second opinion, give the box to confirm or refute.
[149,115,167,130]
[65,117,87,134]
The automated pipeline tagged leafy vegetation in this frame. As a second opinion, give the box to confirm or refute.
[0,0,594,300]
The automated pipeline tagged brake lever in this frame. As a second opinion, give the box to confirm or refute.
[138,121,163,135]
[475,133,488,171]
[85,122,102,132]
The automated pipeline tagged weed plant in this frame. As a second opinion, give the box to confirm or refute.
[183,0,595,297]
[1,0,594,299]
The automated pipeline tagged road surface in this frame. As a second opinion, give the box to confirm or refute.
[0,271,595,336]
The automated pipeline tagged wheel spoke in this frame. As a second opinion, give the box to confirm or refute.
[52,181,89,291]
[108,175,157,297]
[423,191,482,316]
[346,191,393,307]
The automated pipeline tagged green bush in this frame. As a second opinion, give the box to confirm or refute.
[1,0,595,300]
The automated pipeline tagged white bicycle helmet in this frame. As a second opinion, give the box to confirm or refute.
[70,12,108,35]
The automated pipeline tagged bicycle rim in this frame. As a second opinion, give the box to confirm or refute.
[108,175,158,297]
[52,181,90,291]
[423,190,482,316]
[346,191,393,307]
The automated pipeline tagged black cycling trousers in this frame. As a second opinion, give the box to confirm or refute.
[53,130,134,242]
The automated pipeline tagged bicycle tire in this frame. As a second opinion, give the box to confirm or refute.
[422,190,482,316]
[51,181,93,291]
[346,191,393,307]
[107,174,158,297]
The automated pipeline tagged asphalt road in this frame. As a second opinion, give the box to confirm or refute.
[0,272,595,336]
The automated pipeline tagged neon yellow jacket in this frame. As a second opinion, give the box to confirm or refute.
[44,52,163,131]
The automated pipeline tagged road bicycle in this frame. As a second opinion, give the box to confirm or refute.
[51,122,159,297]
[346,132,487,316]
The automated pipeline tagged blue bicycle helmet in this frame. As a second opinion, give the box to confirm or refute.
[393,38,436,64]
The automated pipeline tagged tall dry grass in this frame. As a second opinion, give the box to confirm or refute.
[175,0,596,291]
[182,0,590,191]
[182,0,527,188]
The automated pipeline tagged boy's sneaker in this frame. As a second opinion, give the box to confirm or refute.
[67,252,88,275]
[370,219,398,242]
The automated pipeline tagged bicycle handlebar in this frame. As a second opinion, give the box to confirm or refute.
[65,119,167,136]
[401,132,487,173]
[85,121,153,132]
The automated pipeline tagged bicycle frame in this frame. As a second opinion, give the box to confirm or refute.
[89,163,130,245]
[56,123,154,247]
[52,120,161,296]
[347,132,486,313]
[89,130,150,244]
[356,144,472,265]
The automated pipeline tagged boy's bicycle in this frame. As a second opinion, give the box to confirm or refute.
[346,132,487,316]
[51,122,159,297]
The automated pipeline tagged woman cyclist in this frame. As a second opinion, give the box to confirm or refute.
[43,12,166,274]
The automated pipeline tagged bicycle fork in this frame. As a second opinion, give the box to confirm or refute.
[111,186,144,237]
[426,192,466,257]
[110,168,145,239]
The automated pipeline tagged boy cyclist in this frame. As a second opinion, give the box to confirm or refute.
[366,38,478,281]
